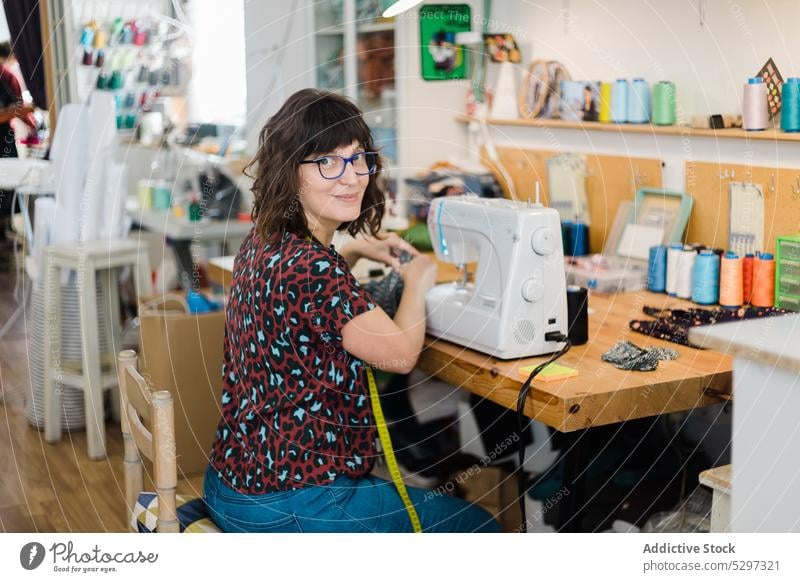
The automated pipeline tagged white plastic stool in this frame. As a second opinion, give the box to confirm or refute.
[43,239,152,459]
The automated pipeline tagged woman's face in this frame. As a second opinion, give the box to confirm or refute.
[297,140,370,232]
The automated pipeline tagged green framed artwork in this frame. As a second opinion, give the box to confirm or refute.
[419,4,471,81]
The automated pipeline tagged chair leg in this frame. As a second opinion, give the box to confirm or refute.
[103,268,123,423]
[134,250,152,298]
[43,254,62,442]
[78,262,106,460]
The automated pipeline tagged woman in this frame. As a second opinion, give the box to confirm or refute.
[204,89,501,533]
[0,42,35,244]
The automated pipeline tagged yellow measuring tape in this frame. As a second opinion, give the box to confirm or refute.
[366,367,422,533]
[306,236,420,532]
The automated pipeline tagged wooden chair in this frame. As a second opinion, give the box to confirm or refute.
[117,349,220,533]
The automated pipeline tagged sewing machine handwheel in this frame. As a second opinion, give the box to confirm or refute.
[531,227,555,255]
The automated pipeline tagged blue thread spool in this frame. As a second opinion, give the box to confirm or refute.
[571,222,589,256]
[692,249,720,305]
[80,26,95,48]
[562,220,589,256]
[627,78,650,123]
[561,220,573,255]
[780,78,800,132]
[648,245,668,292]
[560,80,585,122]
[611,79,628,123]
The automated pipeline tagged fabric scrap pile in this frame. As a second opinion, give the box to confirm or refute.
[602,340,679,372]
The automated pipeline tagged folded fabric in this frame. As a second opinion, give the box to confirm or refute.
[602,340,678,372]
[630,305,791,348]
[363,270,404,318]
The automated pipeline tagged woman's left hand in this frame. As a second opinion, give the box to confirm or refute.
[346,233,420,270]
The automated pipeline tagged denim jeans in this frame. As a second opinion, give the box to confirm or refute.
[204,466,502,533]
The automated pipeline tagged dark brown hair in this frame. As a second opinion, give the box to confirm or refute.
[247,88,384,243]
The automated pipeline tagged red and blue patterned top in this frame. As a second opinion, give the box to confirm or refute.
[208,229,377,493]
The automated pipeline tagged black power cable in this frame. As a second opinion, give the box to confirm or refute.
[516,332,571,533]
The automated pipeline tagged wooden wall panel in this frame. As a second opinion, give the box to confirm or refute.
[685,161,800,253]
[482,147,664,253]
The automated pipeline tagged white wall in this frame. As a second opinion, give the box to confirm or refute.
[395,0,800,192]
[0,9,10,42]
[395,0,485,178]
[243,1,314,152]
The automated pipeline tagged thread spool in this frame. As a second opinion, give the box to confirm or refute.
[692,250,720,305]
[599,82,612,123]
[573,222,589,256]
[742,77,768,131]
[652,81,676,126]
[780,78,800,132]
[566,286,589,346]
[666,243,683,296]
[560,80,585,122]
[611,79,628,123]
[647,245,668,292]
[80,26,95,48]
[676,246,696,299]
[627,78,650,124]
[719,252,744,308]
[743,253,754,304]
[751,253,775,307]
[93,29,107,50]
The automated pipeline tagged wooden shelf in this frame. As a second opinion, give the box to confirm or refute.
[455,114,800,143]
[358,21,395,33]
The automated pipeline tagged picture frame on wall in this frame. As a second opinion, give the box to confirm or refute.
[419,4,471,81]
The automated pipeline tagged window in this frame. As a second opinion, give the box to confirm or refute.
[187,0,247,127]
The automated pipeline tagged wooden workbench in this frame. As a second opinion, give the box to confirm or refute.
[418,291,732,433]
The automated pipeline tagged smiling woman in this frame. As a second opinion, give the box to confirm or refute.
[247,89,385,246]
[203,88,499,533]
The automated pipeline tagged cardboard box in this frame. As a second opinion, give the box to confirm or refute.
[138,294,225,476]
[459,465,523,532]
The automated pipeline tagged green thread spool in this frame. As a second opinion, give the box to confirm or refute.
[599,82,612,123]
[652,81,676,126]
[780,78,800,132]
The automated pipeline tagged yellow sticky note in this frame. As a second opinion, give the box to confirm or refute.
[519,362,578,382]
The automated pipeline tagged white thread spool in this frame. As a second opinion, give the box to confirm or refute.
[666,243,683,296]
[742,77,768,131]
[676,247,697,299]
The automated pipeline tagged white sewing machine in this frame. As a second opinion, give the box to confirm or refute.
[425,195,568,359]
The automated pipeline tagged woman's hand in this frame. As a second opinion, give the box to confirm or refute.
[343,232,420,270]
[14,104,34,118]
[397,253,437,294]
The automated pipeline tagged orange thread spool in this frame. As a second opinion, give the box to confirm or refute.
[742,254,754,304]
[719,252,744,307]
[751,253,776,307]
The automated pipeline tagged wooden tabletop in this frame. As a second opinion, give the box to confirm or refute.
[206,256,732,433]
[417,291,732,433]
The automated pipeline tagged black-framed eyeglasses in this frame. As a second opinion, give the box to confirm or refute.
[299,151,379,180]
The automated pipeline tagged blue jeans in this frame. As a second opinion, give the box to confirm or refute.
[203,466,502,533]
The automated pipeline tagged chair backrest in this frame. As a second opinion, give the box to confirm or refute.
[116,349,179,533]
